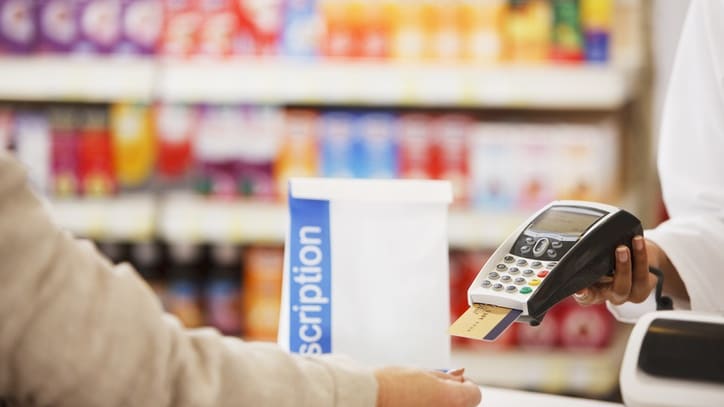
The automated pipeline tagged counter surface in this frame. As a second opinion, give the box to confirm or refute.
[479,386,622,407]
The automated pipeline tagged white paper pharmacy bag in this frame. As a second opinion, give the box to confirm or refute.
[278,178,452,369]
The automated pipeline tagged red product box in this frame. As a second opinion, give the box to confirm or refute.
[77,109,115,197]
[397,113,432,179]
[431,114,472,205]
[196,0,238,57]
[236,0,282,56]
[161,0,201,57]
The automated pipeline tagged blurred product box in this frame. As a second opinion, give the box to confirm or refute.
[504,0,551,62]
[194,105,245,197]
[166,243,205,328]
[430,114,471,205]
[74,0,123,54]
[551,0,584,62]
[319,110,354,177]
[243,245,284,341]
[581,0,612,62]
[161,0,200,56]
[0,0,36,54]
[154,103,198,184]
[205,244,242,335]
[49,107,79,197]
[117,0,163,55]
[110,103,156,190]
[236,0,282,56]
[460,0,505,63]
[77,108,115,196]
[196,0,237,57]
[13,111,51,193]
[280,0,320,58]
[397,113,432,179]
[36,0,77,53]
[354,111,397,179]
[274,109,318,199]
[235,105,280,199]
[471,120,619,212]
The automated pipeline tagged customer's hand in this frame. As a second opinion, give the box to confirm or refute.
[374,367,481,407]
[574,236,658,305]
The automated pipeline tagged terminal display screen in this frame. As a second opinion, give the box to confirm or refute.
[528,208,602,236]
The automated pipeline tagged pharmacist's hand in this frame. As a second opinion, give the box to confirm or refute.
[574,236,659,306]
[374,367,481,407]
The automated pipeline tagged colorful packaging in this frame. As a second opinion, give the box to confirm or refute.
[551,0,583,62]
[280,0,319,58]
[154,103,197,183]
[460,0,505,63]
[469,123,515,211]
[425,0,462,61]
[166,243,204,328]
[397,113,431,179]
[36,0,77,53]
[319,110,354,178]
[117,0,163,54]
[354,111,396,178]
[0,0,37,53]
[75,0,123,54]
[77,108,115,197]
[205,244,242,335]
[236,0,282,55]
[431,114,470,204]
[581,0,612,62]
[194,105,244,197]
[49,108,79,197]
[14,112,51,193]
[358,0,391,59]
[391,0,424,60]
[319,0,353,58]
[235,106,280,199]
[243,245,283,341]
[274,109,318,199]
[196,0,237,57]
[504,0,551,62]
[161,0,200,56]
[110,103,156,189]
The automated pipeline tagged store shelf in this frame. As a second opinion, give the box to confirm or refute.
[158,58,634,109]
[158,195,287,245]
[451,324,632,397]
[47,193,529,248]
[49,194,156,241]
[0,56,156,102]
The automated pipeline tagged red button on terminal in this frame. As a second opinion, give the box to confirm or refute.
[537,270,549,278]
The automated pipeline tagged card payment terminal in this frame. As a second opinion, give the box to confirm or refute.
[467,200,642,326]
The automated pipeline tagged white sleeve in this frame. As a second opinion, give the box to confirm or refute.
[610,0,724,321]
[652,0,724,314]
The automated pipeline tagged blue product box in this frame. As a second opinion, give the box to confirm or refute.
[320,111,355,178]
[354,112,397,179]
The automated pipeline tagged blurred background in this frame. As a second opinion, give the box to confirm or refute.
[0,0,691,402]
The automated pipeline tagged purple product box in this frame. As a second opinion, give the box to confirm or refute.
[116,0,162,55]
[74,0,122,54]
[36,0,77,53]
[0,0,37,53]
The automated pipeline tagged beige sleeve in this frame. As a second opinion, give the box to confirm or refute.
[0,151,377,407]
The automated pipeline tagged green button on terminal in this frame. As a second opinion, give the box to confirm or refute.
[520,287,532,294]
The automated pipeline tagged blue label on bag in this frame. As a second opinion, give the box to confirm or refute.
[289,197,332,354]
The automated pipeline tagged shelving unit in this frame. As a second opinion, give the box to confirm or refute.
[0,56,636,110]
[0,56,156,102]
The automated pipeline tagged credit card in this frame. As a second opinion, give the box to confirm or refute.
[448,303,522,341]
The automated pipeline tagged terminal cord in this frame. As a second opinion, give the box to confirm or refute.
[648,266,674,311]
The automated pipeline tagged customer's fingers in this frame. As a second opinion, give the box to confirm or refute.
[439,380,482,407]
[430,370,464,383]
